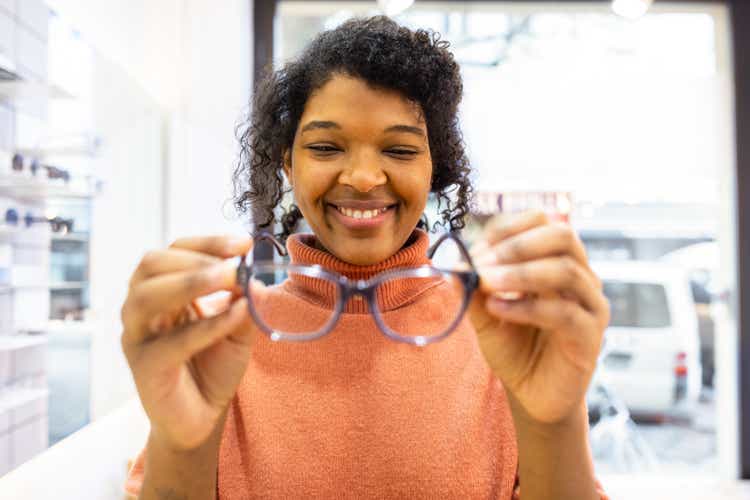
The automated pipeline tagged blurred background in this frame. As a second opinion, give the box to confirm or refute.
[0,0,748,498]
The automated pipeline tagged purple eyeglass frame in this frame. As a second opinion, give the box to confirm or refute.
[235,231,480,346]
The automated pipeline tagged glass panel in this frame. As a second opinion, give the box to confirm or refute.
[603,282,671,328]
[277,0,737,485]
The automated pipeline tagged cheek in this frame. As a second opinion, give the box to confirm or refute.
[293,167,331,208]
[394,164,432,210]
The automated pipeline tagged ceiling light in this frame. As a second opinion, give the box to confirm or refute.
[376,0,415,17]
[612,0,653,20]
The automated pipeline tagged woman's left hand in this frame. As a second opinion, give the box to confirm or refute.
[468,211,611,426]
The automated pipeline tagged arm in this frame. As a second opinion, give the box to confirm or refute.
[510,398,599,500]
[139,410,229,500]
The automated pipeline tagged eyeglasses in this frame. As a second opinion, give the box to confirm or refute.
[4,208,74,233]
[12,153,71,182]
[236,232,479,346]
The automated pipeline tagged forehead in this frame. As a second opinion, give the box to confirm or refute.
[301,74,425,128]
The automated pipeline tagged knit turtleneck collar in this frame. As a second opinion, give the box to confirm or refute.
[283,229,440,314]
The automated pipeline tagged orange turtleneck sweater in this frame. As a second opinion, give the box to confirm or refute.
[125,229,607,499]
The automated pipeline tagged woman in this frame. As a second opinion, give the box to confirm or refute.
[122,16,610,499]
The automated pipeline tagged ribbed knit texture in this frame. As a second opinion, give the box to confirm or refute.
[124,229,609,499]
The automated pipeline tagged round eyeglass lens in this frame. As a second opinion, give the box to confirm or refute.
[374,236,469,343]
[248,262,339,339]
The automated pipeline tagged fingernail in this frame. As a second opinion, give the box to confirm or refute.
[227,236,251,253]
[208,259,236,280]
[473,252,495,267]
[494,291,523,301]
[488,296,513,311]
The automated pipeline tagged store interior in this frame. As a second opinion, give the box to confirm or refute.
[0,0,749,498]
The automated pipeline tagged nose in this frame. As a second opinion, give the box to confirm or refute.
[337,149,387,193]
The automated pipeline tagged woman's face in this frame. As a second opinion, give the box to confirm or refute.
[284,74,433,265]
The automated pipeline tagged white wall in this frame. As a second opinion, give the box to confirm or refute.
[47,0,253,239]
[45,0,183,112]
[88,54,163,420]
[47,0,253,418]
[166,0,253,241]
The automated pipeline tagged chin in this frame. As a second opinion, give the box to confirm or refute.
[333,242,394,266]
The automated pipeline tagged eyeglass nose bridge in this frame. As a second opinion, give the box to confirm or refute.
[338,277,379,304]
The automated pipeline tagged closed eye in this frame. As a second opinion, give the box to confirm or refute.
[308,145,340,153]
[387,149,417,156]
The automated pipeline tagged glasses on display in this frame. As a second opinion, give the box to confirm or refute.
[4,208,74,233]
[236,232,480,346]
[11,153,71,183]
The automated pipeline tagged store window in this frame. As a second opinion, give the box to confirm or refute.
[275,0,738,479]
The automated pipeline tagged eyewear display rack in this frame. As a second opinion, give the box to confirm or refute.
[0,151,98,476]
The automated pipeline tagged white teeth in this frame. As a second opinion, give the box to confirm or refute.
[336,206,390,219]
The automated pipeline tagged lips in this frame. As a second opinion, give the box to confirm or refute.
[334,205,389,220]
[326,201,397,229]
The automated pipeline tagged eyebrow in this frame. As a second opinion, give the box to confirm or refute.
[300,120,425,137]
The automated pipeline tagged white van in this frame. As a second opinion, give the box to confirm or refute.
[591,261,702,417]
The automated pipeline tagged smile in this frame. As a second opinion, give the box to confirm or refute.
[327,203,397,230]
[335,206,389,219]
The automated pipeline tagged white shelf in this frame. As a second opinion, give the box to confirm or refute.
[0,81,74,101]
[51,233,88,243]
[27,320,93,336]
[0,281,88,291]
[49,282,87,290]
[0,225,20,240]
[0,334,47,351]
[0,387,49,414]
[0,54,18,77]
[0,174,97,202]
[15,146,98,158]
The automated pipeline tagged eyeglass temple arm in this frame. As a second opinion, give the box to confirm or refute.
[426,231,477,270]
[237,231,288,286]
[253,230,288,257]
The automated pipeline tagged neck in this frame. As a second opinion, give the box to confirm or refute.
[308,231,421,264]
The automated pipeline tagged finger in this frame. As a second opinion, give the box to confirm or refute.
[192,291,235,319]
[122,259,241,343]
[473,223,599,288]
[146,297,250,366]
[169,234,253,259]
[485,295,600,347]
[472,211,549,257]
[479,256,605,314]
[130,248,222,288]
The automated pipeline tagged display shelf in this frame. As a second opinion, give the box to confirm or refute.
[49,281,87,290]
[0,225,20,240]
[0,281,87,291]
[0,53,18,78]
[0,334,47,351]
[51,233,88,243]
[14,320,93,337]
[15,145,98,158]
[0,174,97,202]
[0,387,49,413]
[0,81,74,101]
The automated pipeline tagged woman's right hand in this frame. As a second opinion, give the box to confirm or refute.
[121,235,255,452]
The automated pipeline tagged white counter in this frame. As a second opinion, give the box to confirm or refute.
[0,397,748,499]
[0,397,148,500]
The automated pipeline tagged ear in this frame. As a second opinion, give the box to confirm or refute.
[282,149,293,187]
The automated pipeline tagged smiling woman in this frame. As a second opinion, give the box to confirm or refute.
[233,15,473,263]
[121,14,610,500]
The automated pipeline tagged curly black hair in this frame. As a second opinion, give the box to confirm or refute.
[233,15,473,242]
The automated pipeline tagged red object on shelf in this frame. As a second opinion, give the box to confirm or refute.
[495,191,573,223]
